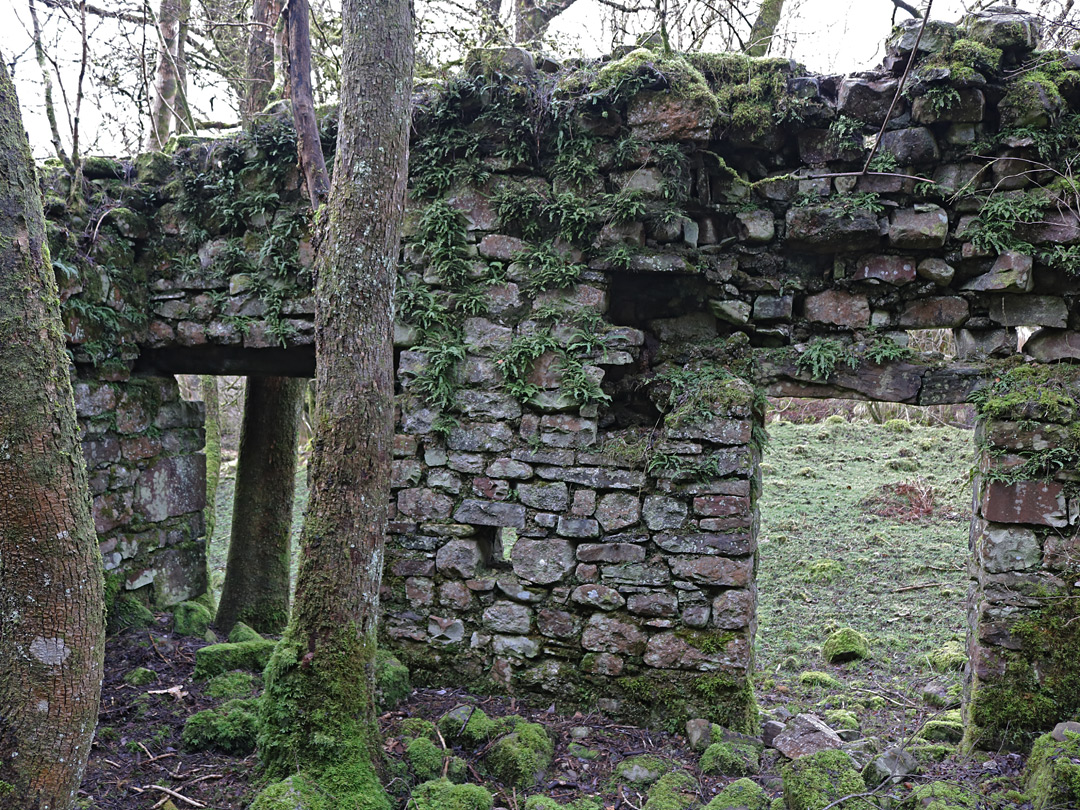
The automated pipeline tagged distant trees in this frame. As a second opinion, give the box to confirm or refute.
[0,57,105,810]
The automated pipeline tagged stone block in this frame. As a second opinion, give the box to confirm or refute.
[132,455,206,522]
[596,493,642,532]
[878,127,939,164]
[483,602,532,634]
[643,631,748,671]
[898,297,969,328]
[888,206,948,248]
[571,583,626,610]
[837,77,899,125]
[517,481,569,511]
[975,522,1041,573]
[581,614,646,655]
[916,258,955,286]
[669,555,753,587]
[397,488,454,521]
[454,499,527,529]
[853,255,917,285]
[712,588,755,630]
[1023,330,1080,362]
[627,92,715,141]
[435,539,484,578]
[557,517,600,538]
[981,480,1069,528]
[803,290,871,328]
[576,543,646,564]
[643,495,689,530]
[654,532,755,556]
[785,206,881,253]
[912,88,985,123]
[988,295,1068,328]
[447,421,514,453]
[511,538,575,584]
[962,252,1033,292]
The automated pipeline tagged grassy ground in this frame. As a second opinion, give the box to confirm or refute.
[755,414,974,743]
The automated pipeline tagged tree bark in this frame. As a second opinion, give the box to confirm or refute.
[254,0,414,799]
[0,58,105,810]
[745,0,786,56]
[147,0,193,149]
[216,376,304,635]
[200,376,222,542]
[515,0,578,43]
[243,0,285,121]
[285,0,330,209]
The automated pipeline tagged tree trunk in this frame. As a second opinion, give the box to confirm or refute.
[147,0,192,149]
[0,58,105,810]
[254,0,414,800]
[514,0,577,43]
[244,0,285,121]
[745,0,786,56]
[200,376,222,543]
[285,0,330,209]
[216,376,304,635]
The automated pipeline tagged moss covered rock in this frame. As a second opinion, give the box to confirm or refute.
[249,762,392,810]
[484,722,553,787]
[173,601,213,637]
[643,771,698,810]
[918,711,964,743]
[194,639,276,678]
[616,755,672,785]
[927,640,966,672]
[205,670,259,699]
[406,737,445,782]
[108,594,155,634]
[228,621,264,643]
[900,781,976,809]
[799,671,842,689]
[1023,729,1080,810]
[824,709,859,731]
[524,797,600,810]
[438,706,501,745]
[409,778,493,810]
[401,717,439,742]
[781,749,864,810]
[123,666,157,686]
[182,698,260,754]
[374,648,410,711]
[699,740,760,776]
[822,628,869,664]
[704,777,769,810]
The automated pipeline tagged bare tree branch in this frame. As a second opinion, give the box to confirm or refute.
[892,0,923,19]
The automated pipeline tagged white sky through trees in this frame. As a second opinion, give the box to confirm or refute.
[0,1,1044,158]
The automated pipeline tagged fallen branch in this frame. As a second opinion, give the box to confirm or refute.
[143,784,206,808]
[894,582,948,592]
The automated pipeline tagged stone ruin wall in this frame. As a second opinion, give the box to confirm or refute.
[48,5,1080,739]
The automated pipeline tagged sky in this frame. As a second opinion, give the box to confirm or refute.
[0,0,991,158]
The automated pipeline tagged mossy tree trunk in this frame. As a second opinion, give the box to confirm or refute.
[0,58,105,810]
[216,376,304,634]
[147,0,193,149]
[243,0,286,122]
[200,375,221,542]
[745,0,786,56]
[254,0,414,800]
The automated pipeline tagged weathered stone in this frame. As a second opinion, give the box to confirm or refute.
[772,714,843,759]
[393,557,436,577]
[864,748,919,786]
[710,299,751,325]
[655,532,754,556]
[837,77,899,125]
[454,499,527,529]
[975,523,1041,573]
[962,251,1033,292]
[483,601,533,634]
[669,555,753,587]
[537,608,579,638]
[643,495,689,530]
[888,206,948,249]
[626,592,678,617]
[581,614,646,654]
[898,297,969,328]
[785,206,881,253]
[439,581,474,610]
[581,652,624,676]
[405,577,434,607]
[511,538,575,584]
[557,517,600,538]
[447,421,515,453]
[712,588,755,630]
[456,390,522,420]
[540,415,598,448]
[486,458,533,479]
[602,560,671,588]
[478,234,528,260]
[753,294,793,322]
[435,539,484,578]
[667,417,751,445]
[988,295,1068,329]
[493,634,540,658]
[982,480,1068,527]
[955,328,1015,359]
[537,466,646,490]
[577,543,646,564]
[963,7,1040,56]
[463,317,513,355]
[571,489,596,517]
[643,630,748,671]
[804,290,871,328]
[472,476,510,500]
[397,488,454,521]
[797,129,864,164]
[517,481,569,511]
[878,127,939,164]
[912,89,985,124]
[595,492,642,532]
[735,210,775,244]
[571,584,626,611]
[133,456,206,521]
[93,491,134,534]
[1023,330,1080,362]
[627,92,715,141]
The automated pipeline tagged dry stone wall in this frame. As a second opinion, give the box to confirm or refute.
[45,5,1080,735]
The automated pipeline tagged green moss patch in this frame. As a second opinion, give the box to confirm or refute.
[927,640,966,672]
[643,770,698,810]
[781,749,864,810]
[1023,730,1080,810]
[524,798,601,810]
[227,621,264,643]
[919,714,964,744]
[699,740,760,776]
[822,628,869,664]
[205,670,259,699]
[799,671,843,690]
[374,648,410,711]
[409,778,493,810]
[249,760,392,810]
[193,639,276,678]
[901,781,976,809]
[704,777,769,810]
[173,601,213,637]
[824,709,859,731]
[484,722,553,788]
[616,755,673,785]
[123,667,157,687]
[182,697,260,754]
[108,594,155,634]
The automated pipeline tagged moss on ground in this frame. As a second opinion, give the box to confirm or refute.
[900,781,976,809]
[227,622,263,643]
[824,709,859,731]
[1023,730,1080,810]
[408,778,493,810]
[524,798,601,810]
[205,670,258,699]
[173,601,213,637]
[181,698,261,755]
[822,628,870,663]
[799,671,843,689]
[484,722,553,787]
[781,749,864,810]
[374,648,410,711]
[703,777,769,810]
[642,770,698,810]
[699,740,760,776]
[123,667,157,687]
[193,639,277,678]
[616,755,673,785]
